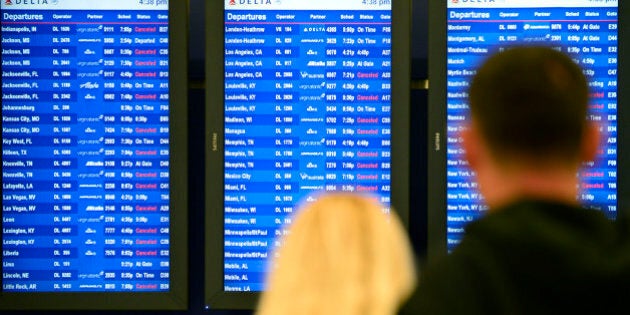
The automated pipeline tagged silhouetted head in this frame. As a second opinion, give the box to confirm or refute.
[468,46,589,164]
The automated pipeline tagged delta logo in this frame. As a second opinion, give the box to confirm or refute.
[4,0,52,4]
[453,0,496,3]
[230,0,272,5]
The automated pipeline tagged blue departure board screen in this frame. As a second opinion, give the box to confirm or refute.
[445,0,618,250]
[220,0,394,292]
[2,0,172,292]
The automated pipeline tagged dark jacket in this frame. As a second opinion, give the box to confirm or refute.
[401,200,630,315]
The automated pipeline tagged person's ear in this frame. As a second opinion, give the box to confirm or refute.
[580,122,601,163]
[461,124,479,171]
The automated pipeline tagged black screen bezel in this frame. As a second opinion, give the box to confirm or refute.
[204,0,412,309]
[427,1,629,264]
[0,1,189,310]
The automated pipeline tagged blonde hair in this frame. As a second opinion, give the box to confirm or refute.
[256,193,416,315]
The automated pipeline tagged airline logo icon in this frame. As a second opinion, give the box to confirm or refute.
[228,0,273,6]
[4,0,55,4]
[451,0,498,3]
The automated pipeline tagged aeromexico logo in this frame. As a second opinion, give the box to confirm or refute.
[229,0,272,5]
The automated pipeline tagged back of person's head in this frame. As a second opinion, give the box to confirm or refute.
[256,193,416,315]
[468,45,589,163]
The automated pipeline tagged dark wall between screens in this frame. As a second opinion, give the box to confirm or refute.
[0,0,427,313]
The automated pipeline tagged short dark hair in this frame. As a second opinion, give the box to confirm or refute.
[468,46,589,162]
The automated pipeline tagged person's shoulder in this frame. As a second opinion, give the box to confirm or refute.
[466,199,615,241]
[399,236,497,314]
[401,201,630,315]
